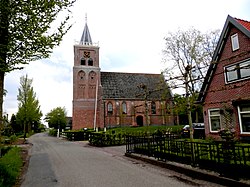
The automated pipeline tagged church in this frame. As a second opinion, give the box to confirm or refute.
[72,21,175,130]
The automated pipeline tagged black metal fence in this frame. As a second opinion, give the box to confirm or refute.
[126,134,250,179]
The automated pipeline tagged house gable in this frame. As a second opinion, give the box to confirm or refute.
[197,15,250,103]
[197,15,250,139]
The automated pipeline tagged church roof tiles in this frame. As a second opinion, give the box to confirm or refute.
[100,72,171,100]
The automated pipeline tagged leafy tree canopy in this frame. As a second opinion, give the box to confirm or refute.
[16,74,43,133]
[0,0,76,72]
[45,107,67,129]
[0,0,75,132]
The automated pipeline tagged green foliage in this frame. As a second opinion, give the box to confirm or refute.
[173,93,203,124]
[45,107,67,129]
[218,128,236,142]
[106,125,183,136]
[48,129,57,137]
[0,147,22,187]
[9,135,17,144]
[89,132,125,147]
[9,114,22,134]
[0,146,11,157]
[62,130,94,141]
[0,0,75,144]
[88,125,183,147]
[0,0,76,72]
[16,75,43,134]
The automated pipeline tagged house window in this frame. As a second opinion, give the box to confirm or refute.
[107,102,113,115]
[238,104,250,134]
[122,102,127,114]
[231,33,239,51]
[225,59,250,83]
[208,109,221,132]
[240,61,250,79]
[151,101,156,114]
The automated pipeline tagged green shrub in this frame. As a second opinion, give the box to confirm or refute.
[106,125,183,136]
[10,135,17,144]
[48,129,58,136]
[0,147,22,187]
[89,132,125,146]
[0,146,12,157]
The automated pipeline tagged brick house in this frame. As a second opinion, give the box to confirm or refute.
[197,15,250,140]
[72,21,174,130]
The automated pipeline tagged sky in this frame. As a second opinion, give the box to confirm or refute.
[3,0,250,122]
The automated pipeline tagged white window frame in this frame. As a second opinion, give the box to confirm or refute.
[122,102,127,114]
[231,33,239,51]
[107,102,113,114]
[238,105,250,134]
[208,108,221,132]
[224,59,250,84]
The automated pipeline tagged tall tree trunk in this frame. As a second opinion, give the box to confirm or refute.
[0,72,4,147]
[0,0,10,144]
[0,72,4,124]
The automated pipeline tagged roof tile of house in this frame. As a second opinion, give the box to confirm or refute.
[100,72,171,100]
[236,18,250,31]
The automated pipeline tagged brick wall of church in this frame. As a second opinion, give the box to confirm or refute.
[103,99,174,127]
[73,108,103,130]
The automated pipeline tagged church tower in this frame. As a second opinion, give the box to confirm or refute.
[72,19,102,130]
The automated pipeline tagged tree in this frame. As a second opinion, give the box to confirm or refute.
[9,114,22,134]
[45,107,67,130]
[162,28,220,139]
[162,28,220,93]
[173,93,203,125]
[0,0,75,131]
[16,75,43,137]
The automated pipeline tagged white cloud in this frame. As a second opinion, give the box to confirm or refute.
[3,0,250,121]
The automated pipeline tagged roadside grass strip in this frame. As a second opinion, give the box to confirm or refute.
[0,147,22,187]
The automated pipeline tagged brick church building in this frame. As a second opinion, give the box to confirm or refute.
[72,21,174,130]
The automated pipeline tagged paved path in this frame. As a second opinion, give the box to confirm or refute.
[21,133,220,187]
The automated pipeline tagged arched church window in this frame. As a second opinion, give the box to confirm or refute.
[151,101,156,114]
[78,71,85,80]
[88,58,93,66]
[107,102,113,115]
[116,102,120,115]
[89,71,96,80]
[80,58,86,65]
[122,102,127,114]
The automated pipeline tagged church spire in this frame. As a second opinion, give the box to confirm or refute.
[80,14,92,45]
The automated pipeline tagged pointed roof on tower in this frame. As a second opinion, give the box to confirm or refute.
[80,15,92,45]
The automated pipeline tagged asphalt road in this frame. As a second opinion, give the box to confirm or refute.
[21,133,222,187]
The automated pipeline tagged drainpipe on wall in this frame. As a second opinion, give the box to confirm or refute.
[94,79,98,132]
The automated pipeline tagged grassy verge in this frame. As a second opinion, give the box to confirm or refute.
[0,147,22,187]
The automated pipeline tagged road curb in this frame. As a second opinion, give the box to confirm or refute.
[125,153,250,186]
